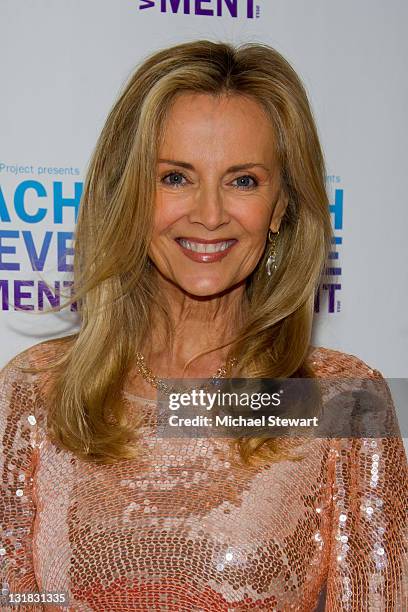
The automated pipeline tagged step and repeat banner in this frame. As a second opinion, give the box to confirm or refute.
[1,1,407,449]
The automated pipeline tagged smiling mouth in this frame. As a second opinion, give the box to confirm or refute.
[176,238,237,253]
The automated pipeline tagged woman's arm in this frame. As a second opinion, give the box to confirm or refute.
[0,350,44,611]
[325,371,408,610]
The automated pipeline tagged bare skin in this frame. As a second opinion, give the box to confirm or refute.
[127,92,288,396]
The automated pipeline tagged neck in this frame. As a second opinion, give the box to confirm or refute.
[142,274,248,377]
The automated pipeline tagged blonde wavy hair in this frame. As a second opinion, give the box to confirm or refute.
[22,39,333,465]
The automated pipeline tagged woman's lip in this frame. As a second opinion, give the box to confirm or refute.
[176,237,236,244]
[175,238,237,263]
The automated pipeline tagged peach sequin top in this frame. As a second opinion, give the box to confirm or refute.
[0,341,407,611]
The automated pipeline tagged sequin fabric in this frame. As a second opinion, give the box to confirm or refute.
[0,341,407,611]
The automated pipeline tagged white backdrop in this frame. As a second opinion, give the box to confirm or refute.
[1,1,407,449]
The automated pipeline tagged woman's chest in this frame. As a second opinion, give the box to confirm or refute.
[31,435,334,611]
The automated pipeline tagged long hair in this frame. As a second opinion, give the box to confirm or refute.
[22,40,333,464]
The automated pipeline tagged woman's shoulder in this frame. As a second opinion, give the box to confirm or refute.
[0,335,75,400]
[308,346,402,442]
[1,335,73,371]
[0,337,75,431]
[308,344,383,379]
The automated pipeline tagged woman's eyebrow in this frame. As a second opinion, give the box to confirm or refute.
[158,159,193,169]
[158,159,270,173]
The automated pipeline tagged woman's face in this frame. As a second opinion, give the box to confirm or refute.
[149,92,288,297]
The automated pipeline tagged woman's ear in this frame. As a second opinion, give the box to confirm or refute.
[270,192,289,233]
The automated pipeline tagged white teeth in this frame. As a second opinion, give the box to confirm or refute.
[178,239,234,254]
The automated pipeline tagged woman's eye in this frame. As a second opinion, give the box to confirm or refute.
[161,171,188,188]
[232,175,259,190]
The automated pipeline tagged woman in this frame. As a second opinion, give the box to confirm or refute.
[0,40,406,611]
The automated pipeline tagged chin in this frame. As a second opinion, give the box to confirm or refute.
[178,277,232,298]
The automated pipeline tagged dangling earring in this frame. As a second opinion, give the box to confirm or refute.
[266,228,279,276]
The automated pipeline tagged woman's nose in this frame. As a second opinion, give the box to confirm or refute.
[187,185,230,230]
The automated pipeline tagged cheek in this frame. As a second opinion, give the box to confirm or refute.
[152,193,185,234]
[233,205,272,237]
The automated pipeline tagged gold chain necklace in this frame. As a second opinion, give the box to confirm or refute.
[134,352,238,396]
